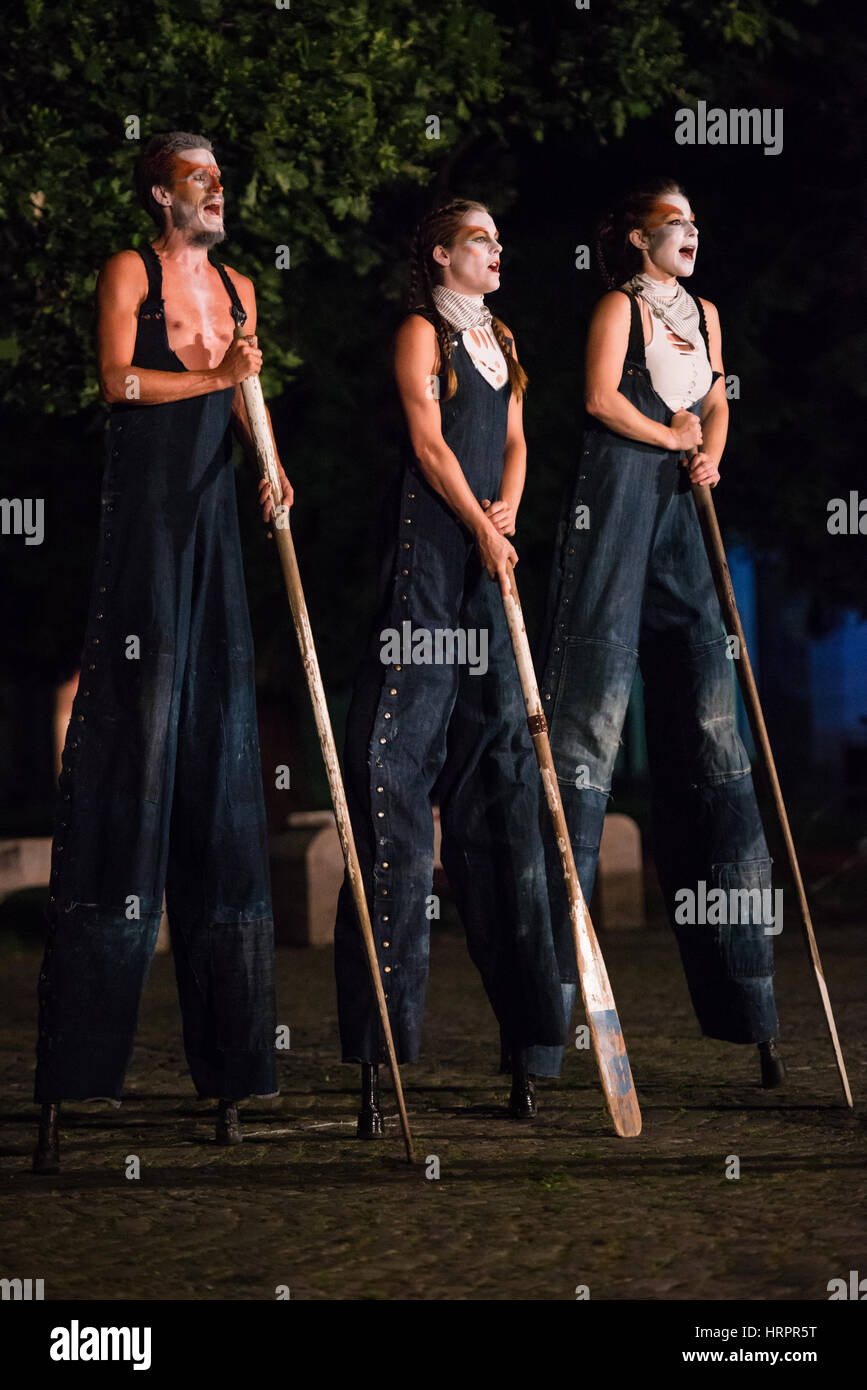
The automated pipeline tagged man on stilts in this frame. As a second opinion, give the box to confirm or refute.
[33,131,292,1170]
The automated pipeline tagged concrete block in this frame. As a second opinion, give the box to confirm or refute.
[0,838,52,902]
[596,813,645,929]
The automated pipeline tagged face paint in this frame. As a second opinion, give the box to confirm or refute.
[455,224,500,249]
[438,217,503,295]
[172,156,223,191]
[641,193,698,279]
[161,150,226,247]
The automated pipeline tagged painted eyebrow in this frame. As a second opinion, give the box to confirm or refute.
[653,202,695,221]
[174,159,221,179]
[460,225,499,238]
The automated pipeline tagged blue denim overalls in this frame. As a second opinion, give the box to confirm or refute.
[532,288,779,1066]
[333,312,565,1064]
[34,245,277,1103]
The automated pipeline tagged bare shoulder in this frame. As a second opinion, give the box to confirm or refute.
[97,250,148,310]
[395,312,437,346]
[594,289,631,323]
[98,249,147,289]
[395,312,438,361]
[394,313,440,385]
[586,290,632,348]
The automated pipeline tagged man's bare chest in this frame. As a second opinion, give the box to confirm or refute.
[160,265,235,370]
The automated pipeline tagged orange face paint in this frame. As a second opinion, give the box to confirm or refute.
[646,200,694,229]
[455,224,499,243]
[172,156,223,191]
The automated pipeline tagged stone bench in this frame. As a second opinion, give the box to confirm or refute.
[0,838,175,951]
[0,838,52,902]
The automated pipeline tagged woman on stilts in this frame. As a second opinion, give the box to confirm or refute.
[531,177,786,1087]
[333,199,566,1133]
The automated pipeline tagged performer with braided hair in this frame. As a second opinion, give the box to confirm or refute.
[333,199,565,1134]
[531,177,785,1087]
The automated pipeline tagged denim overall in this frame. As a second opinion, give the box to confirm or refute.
[531,288,779,1069]
[334,313,565,1064]
[34,245,277,1103]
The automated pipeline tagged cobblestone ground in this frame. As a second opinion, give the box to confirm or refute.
[1,896,865,1302]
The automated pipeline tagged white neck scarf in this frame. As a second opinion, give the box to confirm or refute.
[630,271,701,349]
[431,283,492,332]
[430,285,507,389]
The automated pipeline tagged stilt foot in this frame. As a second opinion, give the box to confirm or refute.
[758,1039,787,1089]
[216,1099,243,1146]
[32,1103,60,1174]
[357,1062,385,1140]
[508,1050,537,1121]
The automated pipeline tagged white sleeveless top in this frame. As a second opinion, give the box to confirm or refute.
[642,296,713,411]
[460,324,508,389]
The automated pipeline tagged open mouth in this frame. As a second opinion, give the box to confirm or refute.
[203,202,223,217]
[488,260,500,272]
[679,247,695,261]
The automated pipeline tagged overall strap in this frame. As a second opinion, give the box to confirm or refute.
[694,294,711,355]
[694,295,723,388]
[614,287,646,366]
[212,260,248,329]
[136,244,163,305]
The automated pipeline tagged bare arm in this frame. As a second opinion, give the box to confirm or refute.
[483,321,525,537]
[394,314,517,597]
[96,251,260,405]
[583,291,702,454]
[688,298,728,486]
[226,273,294,520]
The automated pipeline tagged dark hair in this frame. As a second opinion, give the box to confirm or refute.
[595,177,687,289]
[133,131,214,231]
[406,197,528,402]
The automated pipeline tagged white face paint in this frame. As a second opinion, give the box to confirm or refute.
[435,211,503,296]
[164,149,226,248]
[639,193,699,280]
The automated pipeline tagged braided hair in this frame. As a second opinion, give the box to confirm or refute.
[595,177,687,290]
[406,197,528,402]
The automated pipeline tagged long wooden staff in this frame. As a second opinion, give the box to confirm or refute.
[690,477,853,1107]
[501,569,642,1138]
[236,328,416,1160]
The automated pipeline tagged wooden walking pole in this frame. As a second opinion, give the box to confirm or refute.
[236,328,416,1160]
[501,568,642,1138]
[690,478,853,1108]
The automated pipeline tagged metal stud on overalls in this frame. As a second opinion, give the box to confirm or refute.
[333,309,565,1125]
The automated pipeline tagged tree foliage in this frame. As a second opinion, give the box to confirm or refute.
[4,0,859,711]
[0,0,789,413]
